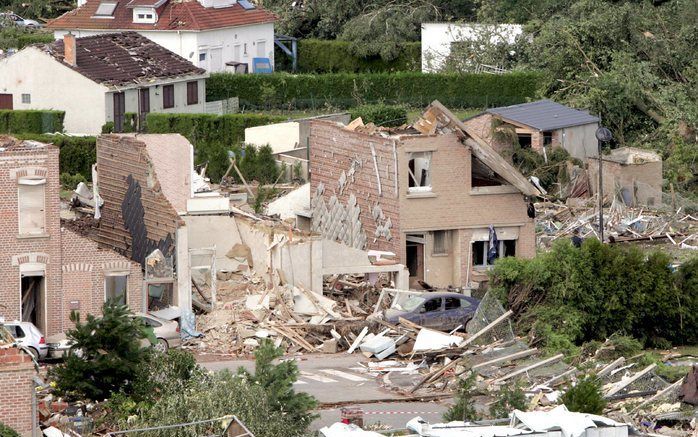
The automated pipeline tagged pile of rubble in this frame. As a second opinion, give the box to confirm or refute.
[536,196,698,249]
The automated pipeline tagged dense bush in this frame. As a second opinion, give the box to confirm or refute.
[443,373,479,422]
[490,240,698,348]
[51,302,154,400]
[16,134,96,182]
[561,377,607,414]
[59,172,87,190]
[350,104,408,127]
[206,71,543,110]
[279,39,420,73]
[0,421,20,437]
[0,110,64,134]
[146,113,285,182]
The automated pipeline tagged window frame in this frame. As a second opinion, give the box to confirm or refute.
[407,151,433,193]
[472,239,517,268]
[162,84,175,109]
[186,81,198,105]
[432,230,450,256]
[21,93,31,104]
[104,273,129,306]
[17,177,46,236]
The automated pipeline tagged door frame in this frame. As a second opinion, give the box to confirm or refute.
[138,88,150,132]
[0,93,13,110]
[113,92,126,133]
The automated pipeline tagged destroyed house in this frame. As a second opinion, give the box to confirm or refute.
[0,136,143,337]
[463,99,600,160]
[309,102,540,289]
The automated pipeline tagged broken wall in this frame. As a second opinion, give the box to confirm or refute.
[461,113,518,158]
[398,134,536,287]
[61,228,144,328]
[309,121,400,254]
[587,158,663,207]
[0,347,35,436]
[96,134,183,267]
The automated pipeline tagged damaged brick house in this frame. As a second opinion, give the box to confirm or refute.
[0,136,143,337]
[463,99,600,160]
[310,101,540,289]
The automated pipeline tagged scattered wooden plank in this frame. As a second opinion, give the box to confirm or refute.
[471,348,538,371]
[604,363,657,397]
[597,357,625,378]
[493,354,564,384]
[347,327,368,354]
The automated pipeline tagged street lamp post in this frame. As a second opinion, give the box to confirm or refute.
[595,127,613,243]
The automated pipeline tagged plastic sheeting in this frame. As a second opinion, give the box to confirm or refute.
[511,406,626,437]
[319,423,384,437]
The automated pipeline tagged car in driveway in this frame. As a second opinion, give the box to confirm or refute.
[0,12,42,28]
[46,312,181,358]
[2,320,48,360]
[384,291,480,332]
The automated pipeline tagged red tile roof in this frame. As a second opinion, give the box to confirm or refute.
[42,32,206,86]
[46,0,276,31]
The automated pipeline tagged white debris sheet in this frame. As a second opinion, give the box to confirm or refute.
[510,405,628,437]
[319,422,385,437]
[407,417,530,437]
[413,328,464,352]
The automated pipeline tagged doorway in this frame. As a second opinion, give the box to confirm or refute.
[256,39,267,58]
[210,47,223,72]
[138,88,150,131]
[0,94,12,109]
[21,274,46,333]
[406,234,425,288]
[113,92,125,133]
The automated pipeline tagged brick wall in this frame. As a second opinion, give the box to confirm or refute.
[96,134,182,266]
[61,228,144,328]
[0,144,63,335]
[309,121,401,254]
[0,347,35,436]
[462,113,516,158]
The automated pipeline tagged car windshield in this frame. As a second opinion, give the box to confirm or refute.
[396,296,426,312]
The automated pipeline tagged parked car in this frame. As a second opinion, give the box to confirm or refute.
[2,320,48,360]
[46,312,181,358]
[384,292,480,332]
[0,12,42,28]
[138,312,181,353]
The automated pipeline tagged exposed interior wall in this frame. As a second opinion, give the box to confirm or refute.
[309,120,400,254]
[95,134,183,267]
[140,134,194,214]
[587,158,663,206]
[184,214,244,272]
[245,122,301,154]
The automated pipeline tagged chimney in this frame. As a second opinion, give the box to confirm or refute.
[63,33,77,67]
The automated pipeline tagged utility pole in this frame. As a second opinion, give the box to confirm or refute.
[595,127,613,243]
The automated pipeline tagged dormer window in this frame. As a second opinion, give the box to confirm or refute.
[132,7,157,23]
[93,1,117,18]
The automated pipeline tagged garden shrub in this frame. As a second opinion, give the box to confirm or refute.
[350,104,408,127]
[0,110,64,134]
[0,27,53,51]
[489,383,527,419]
[59,172,87,190]
[15,134,96,182]
[443,373,479,422]
[145,113,285,182]
[206,71,543,110]
[561,377,607,414]
[0,422,20,437]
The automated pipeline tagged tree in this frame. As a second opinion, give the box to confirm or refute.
[489,382,527,419]
[238,340,318,428]
[443,373,479,422]
[50,302,154,400]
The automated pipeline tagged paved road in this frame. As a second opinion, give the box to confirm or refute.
[200,353,452,430]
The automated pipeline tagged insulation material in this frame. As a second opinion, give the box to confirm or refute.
[511,406,627,437]
[413,328,464,351]
[311,189,367,250]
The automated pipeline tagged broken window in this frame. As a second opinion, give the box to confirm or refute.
[432,230,450,255]
[18,177,45,235]
[105,274,128,305]
[517,133,532,148]
[543,131,553,146]
[421,298,442,313]
[148,282,174,311]
[472,239,517,267]
[407,151,432,192]
[471,156,507,187]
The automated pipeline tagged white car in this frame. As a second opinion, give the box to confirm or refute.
[0,12,42,28]
[2,321,48,360]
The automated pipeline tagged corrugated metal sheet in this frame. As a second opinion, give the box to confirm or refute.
[487,100,599,131]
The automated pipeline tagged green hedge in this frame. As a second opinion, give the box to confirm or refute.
[0,110,64,134]
[15,134,96,182]
[145,113,286,182]
[349,104,408,127]
[0,28,53,51]
[206,71,543,110]
[287,39,420,73]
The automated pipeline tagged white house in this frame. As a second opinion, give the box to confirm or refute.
[0,32,208,134]
[46,0,276,73]
[421,22,523,73]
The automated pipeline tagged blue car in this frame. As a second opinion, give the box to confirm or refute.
[384,292,480,332]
